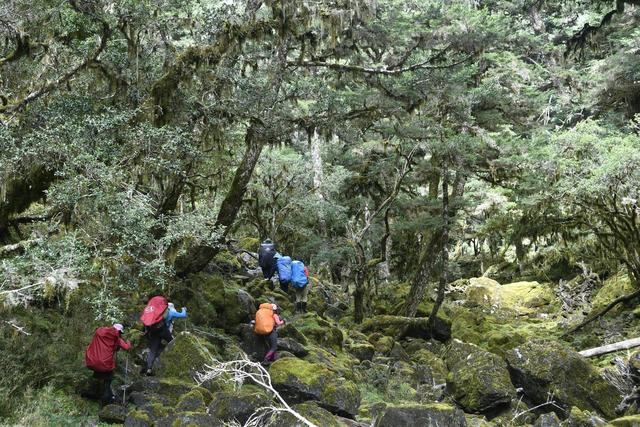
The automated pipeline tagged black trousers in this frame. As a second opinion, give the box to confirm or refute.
[146,326,173,370]
[93,371,114,406]
[266,328,278,354]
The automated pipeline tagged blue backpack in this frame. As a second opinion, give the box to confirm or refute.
[276,256,292,283]
[291,260,308,289]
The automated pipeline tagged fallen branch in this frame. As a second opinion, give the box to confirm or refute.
[579,337,640,358]
[561,288,640,337]
[3,320,31,336]
[196,355,318,427]
[0,239,39,258]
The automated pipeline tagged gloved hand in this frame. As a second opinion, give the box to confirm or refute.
[182,307,187,313]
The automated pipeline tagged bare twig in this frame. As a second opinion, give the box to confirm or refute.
[197,355,318,427]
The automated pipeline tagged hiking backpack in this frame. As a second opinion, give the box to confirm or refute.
[140,296,169,331]
[276,256,292,283]
[291,260,308,289]
[254,303,275,335]
[85,327,119,372]
[258,240,277,270]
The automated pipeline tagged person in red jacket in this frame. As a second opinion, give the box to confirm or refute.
[85,323,132,406]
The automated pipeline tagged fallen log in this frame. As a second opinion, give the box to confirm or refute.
[561,287,640,338]
[579,337,640,358]
[0,239,38,258]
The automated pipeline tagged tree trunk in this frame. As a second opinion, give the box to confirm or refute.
[310,129,326,233]
[405,168,465,318]
[353,242,367,324]
[427,162,449,332]
[0,167,56,243]
[174,124,265,276]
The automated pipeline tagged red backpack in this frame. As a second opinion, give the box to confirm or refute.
[85,327,120,372]
[140,296,169,330]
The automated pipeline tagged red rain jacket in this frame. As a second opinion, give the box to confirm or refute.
[85,327,131,372]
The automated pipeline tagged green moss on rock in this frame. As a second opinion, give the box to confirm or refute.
[295,313,344,351]
[271,402,347,426]
[208,388,271,424]
[155,332,219,381]
[445,340,516,414]
[269,358,361,418]
[592,272,637,316]
[505,340,620,419]
[376,403,467,427]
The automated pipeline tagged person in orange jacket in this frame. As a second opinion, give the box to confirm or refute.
[253,303,285,365]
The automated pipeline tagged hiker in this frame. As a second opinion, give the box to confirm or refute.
[276,254,292,293]
[291,260,310,314]
[140,295,173,375]
[253,303,285,364]
[258,239,278,281]
[85,323,132,406]
[165,302,187,334]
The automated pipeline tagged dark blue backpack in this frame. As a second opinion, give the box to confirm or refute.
[291,260,308,289]
[276,256,292,283]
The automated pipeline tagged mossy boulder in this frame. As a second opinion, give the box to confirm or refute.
[279,323,309,346]
[269,358,361,418]
[445,340,516,414]
[182,274,254,331]
[376,403,467,427]
[464,277,556,314]
[361,315,451,342]
[155,332,218,380]
[175,389,207,412]
[208,387,272,424]
[271,402,347,426]
[124,410,153,427]
[295,313,344,351]
[98,404,128,424]
[155,412,219,427]
[411,349,448,387]
[368,333,395,355]
[564,406,606,427]
[534,412,562,427]
[505,340,621,419]
[346,343,375,362]
[212,249,242,272]
[592,272,637,315]
[278,337,308,357]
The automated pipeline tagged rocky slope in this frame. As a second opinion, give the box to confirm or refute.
[3,252,640,426]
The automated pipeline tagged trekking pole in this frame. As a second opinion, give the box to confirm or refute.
[122,353,129,406]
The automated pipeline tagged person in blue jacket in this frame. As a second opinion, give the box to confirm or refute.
[165,302,187,334]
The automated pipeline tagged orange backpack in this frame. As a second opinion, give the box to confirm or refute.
[254,303,275,335]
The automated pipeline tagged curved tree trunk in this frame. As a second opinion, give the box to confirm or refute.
[174,124,265,276]
[405,167,465,318]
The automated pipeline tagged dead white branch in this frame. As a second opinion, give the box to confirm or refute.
[196,355,318,427]
[579,337,640,358]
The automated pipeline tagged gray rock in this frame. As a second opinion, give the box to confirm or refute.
[376,403,467,427]
[446,340,516,414]
[505,340,621,419]
[278,337,308,357]
[534,412,562,427]
[98,404,128,424]
[270,358,361,418]
[208,389,271,424]
[155,412,219,427]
